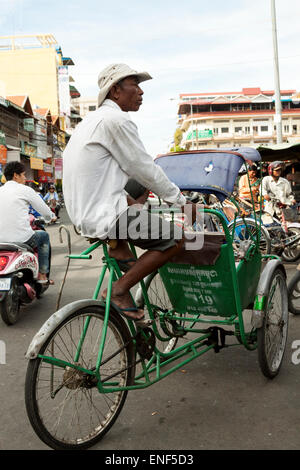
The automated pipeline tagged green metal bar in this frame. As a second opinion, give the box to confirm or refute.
[98,342,216,393]
[93,264,108,300]
[38,355,95,376]
[68,241,103,259]
[73,264,108,363]
[95,267,115,372]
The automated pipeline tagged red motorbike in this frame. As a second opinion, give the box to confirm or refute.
[0,216,51,325]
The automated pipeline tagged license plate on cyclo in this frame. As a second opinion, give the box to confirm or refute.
[0,278,11,291]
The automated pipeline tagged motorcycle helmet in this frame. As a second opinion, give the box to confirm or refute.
[268,161,284,176]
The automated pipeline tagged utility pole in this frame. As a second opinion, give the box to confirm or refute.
[271,0,283,143]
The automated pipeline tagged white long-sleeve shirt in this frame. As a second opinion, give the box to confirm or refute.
[63,99,186,238]
[261,175,295,216]
[0,181,54,243]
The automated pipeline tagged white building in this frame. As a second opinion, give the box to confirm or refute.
[177,87,300,149]
[72,97,97,118]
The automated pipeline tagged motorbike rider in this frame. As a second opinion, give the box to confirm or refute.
[238,163,260,203]
[44,184,61,218]
[261,161,296,217]
[0,161,56,284]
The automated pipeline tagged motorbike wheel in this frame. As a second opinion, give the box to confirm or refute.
[281,227,300,263]
[0,277,20,325]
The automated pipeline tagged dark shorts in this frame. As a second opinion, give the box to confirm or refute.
[109,179,183,252]
[108,207,183,252]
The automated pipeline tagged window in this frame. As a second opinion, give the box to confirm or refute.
[260,126,268,132]
[245,126,250,134]
[88,105,96,111]
[213,128,219,134]
[284,125,290,133]
[221,127,229,133]
[234,127,242,133]
[293,125,297,134]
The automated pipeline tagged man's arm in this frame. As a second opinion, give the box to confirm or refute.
[285,179,296,205]
[104,118,186,207]
[26,188,56,222]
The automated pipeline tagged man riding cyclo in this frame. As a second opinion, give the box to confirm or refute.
[261,160,296,217]
[63,63,198,323]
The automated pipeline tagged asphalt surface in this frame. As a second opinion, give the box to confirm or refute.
[0,208,299,451]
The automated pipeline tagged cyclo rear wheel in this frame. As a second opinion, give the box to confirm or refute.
[287,268,300,315]
[228,218,271,255]
[257,268,289,378]
[135,271,184,355]
[25,305,135,450]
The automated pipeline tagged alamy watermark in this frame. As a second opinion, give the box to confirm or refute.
[291,340,300,365]
[0,340,6,365]
[89,203,206,251]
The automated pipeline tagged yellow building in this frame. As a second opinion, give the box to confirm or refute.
[0,34,74,117]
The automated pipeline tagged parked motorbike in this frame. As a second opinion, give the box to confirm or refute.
[0,216,51,325]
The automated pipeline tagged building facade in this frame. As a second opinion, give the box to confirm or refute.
[0,95,67,185]
[177,87,300,150]
[0,34,80,134]
[0,34,81,184]
[72,97,98,118]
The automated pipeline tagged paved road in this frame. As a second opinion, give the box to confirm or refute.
[0,208,299,450]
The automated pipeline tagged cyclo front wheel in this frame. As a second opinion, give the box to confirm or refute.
[257,268,289,378]
[25,305,135,450]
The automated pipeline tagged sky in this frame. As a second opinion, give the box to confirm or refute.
[1,0,300,157]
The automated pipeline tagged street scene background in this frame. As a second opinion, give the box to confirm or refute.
[0,208,299,451]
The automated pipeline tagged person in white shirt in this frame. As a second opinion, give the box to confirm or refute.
[44,185,61,218]
[0,161,56,283]
[63,63,197,321]
[261,161,296,216]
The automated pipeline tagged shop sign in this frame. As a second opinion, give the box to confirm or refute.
[30,157,44,170]
[187,130,213,140]
[21,141,37,158]
[0,131,5,145]
[0,145,7,164]
[43,163,53,173]
[24,118,35,132]
[54,158,63,179]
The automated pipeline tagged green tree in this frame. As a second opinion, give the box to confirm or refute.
[170,128,185,152]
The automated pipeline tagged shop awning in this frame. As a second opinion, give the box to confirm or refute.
[253,142,300,162]
[69,85,80,98]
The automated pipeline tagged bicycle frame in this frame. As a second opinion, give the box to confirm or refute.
[37,209,263,396]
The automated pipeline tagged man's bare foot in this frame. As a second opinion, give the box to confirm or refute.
[108,240,136,271]
[101,286,144,320]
